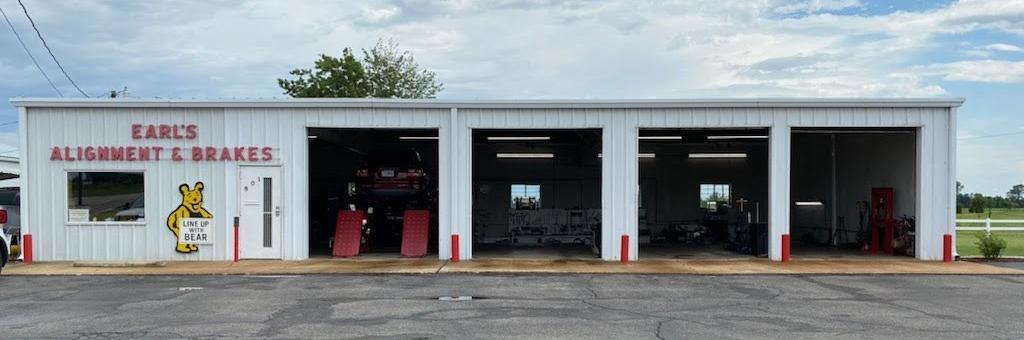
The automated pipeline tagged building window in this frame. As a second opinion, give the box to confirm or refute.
[67,172,145,222]
[511,184,540,210]
[699,184,730,212]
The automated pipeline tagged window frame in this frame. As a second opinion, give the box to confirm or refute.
[699,183,731,212]
[510,183,541,210]
[64,169,147,226]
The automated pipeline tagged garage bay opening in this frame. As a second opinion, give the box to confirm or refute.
[307,128,439,258]
[790,128,918,258]
[472,129,602,258]
[638,128,770,258]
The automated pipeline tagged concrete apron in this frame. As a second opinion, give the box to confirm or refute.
[4,257,1023,275]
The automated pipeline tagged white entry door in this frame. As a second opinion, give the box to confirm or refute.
[239,166,282,259]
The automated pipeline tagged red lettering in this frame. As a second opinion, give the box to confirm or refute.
[98,147,110,160]
[234,147,245,161]
[204,147,216,161]
[137,147,150,161]
[111,147,124,161]
[185,125,197,139]
[192,147,202,161]
[220,147,232,161]
[126,147,137,161]
[146,125,158,139]
[247,147,258,161]
[261,147,273,161]
[151,146,163,161]
[131,124,142,139]
[173,125,183,139]
[84,147,96,161]
[77,147,83,161]
[172,147,183,161]
[64,147,75,161]
[50,147,62,160]
[159,124,171,139]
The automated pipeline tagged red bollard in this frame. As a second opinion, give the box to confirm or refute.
[23,234,32,264]
[781,234,791,263]
[620,234,629,263]
[943,234,953,263]
[451,234,460,262]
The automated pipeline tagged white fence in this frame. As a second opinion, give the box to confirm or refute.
[956,219,1024,233]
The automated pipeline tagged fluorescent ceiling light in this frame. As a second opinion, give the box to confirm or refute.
[399,136,439,140]
[688,153,747,159]
[639,136,682,140]
[487,136,550,141]
[707,135,768,140]
[307,135,318,139]
[496,153,554,159]
[795,201,824,206]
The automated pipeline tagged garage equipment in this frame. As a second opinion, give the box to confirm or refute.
[401,210,430,257]
[870,188,895,255]
[333,210,365,257]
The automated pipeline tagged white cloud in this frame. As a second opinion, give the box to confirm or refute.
[773,0,862,14]
[919,60,1024,83]
[984,43,1023,52]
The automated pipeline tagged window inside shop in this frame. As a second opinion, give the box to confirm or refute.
[699,184,730,212]
[510,184,541,210]
[67,172,145,222]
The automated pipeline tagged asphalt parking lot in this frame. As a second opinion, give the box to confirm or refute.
[1,274,1023,339]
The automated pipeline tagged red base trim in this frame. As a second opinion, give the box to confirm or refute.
[620,234,629,263]
[781,234,790,263]
[451,234,460,262]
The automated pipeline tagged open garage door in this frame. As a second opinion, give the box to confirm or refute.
[791,128,918,258]
[472,129,602,259]
[307,128,439,258]
[638,129,770,259]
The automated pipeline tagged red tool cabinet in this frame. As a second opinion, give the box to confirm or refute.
[870,188,895,255]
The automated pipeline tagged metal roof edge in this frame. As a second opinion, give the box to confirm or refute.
[9,97,966,109]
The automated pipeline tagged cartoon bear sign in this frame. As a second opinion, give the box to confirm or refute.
[167,182,213,253]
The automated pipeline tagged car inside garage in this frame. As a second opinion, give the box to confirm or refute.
[638,128,770,258]
[471,129,602,258]
[307,128,439,258]
[790,128,918,258]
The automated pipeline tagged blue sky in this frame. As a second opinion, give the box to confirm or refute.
[1,0,1022,195]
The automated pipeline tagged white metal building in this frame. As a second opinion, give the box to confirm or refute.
[11,98,962,263]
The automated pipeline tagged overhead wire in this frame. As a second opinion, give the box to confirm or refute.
[17,0,89,97]
[0,5,62,96]
[957,130,1024,141]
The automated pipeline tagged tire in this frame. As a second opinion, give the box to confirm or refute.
[0,243,7,274]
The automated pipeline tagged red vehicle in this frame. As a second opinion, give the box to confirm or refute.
[356,149,429,198]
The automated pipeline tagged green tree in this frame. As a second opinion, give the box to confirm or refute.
[278,39,443,99]
[969,194,987,214]
[1008,184,1024,208]
[278,48,368,98]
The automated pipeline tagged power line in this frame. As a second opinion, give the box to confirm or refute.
[0,5,62,96]
[17,0,88,97]
[958,130,1024,141]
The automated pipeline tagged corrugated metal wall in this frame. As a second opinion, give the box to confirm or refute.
[21,103,954,262]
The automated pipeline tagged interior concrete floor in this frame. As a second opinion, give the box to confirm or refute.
[791,243,916,259]
[473,243,600,259]
[639,242,759,259]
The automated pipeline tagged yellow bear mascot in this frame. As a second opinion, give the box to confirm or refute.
[167,182,213,253]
